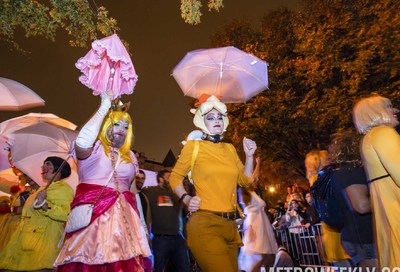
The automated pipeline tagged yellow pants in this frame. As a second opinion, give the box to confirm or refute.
[322,223,350,263]
[186,211,242,272]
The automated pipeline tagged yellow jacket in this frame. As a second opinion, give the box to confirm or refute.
[0,180,73,270]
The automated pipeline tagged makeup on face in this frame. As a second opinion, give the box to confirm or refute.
[107,119,129,147]
[41,161,55,182]
[204,109,224,135]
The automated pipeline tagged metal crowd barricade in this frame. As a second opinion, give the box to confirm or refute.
[275,223,327,267]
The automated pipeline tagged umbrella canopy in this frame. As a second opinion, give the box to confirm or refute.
[76,34,138,100]
[0,77,45,111]
[0,135,10,171]
[172,46,268,103]
[0,113,77,139]
[10,122,79,188]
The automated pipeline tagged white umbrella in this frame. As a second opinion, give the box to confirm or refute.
[0,135,10,171]
[10,122,79,188]
[172,46,269,103]
[142,169,158,187]
[0,77,45,111]
[0,113,77,139]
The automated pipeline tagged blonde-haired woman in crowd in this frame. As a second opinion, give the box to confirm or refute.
[306,150,350,267]
[353,95,400,268]
[304,150,322,187]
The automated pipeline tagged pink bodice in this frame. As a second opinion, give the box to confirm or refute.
[77,141,138,192]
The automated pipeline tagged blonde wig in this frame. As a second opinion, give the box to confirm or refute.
[304,149,330,186]
[305,150,321,186]
[353,95,398,134]
[99,111,133,163]
[190,95,229,135]
[319,150,331,168]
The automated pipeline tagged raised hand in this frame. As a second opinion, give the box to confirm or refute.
[243,137,257,157]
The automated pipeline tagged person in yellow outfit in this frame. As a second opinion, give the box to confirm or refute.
[0,156,74,271]
[170,95,257,272]
[353,95,400,269]
[0,196,11,233]
[0,174,40,253]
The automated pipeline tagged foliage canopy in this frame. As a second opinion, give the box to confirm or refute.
[0,0,118,49]
[211,0,400,191]
[180,0,224,25]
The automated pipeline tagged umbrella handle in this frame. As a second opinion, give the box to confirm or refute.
[33,198,47,209]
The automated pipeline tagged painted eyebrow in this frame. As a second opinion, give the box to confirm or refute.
[114,120,129,125]
[206,113,222,117]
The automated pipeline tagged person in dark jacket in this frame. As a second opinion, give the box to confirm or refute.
[304,192,320,226]
[328,129,378,268]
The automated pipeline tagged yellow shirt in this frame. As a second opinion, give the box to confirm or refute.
[170,140,251,212]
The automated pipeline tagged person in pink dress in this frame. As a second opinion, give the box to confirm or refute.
[55,92,151,271]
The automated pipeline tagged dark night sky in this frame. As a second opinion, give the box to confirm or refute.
[0,0,299,162]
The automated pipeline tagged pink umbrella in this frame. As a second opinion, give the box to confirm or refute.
[172,46,268,103]
[76,34,138,100]
[0,77,45,111]
[0,135,10,172]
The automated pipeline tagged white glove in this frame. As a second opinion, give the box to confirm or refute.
[76,93,112,149]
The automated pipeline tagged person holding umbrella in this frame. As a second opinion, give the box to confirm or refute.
[55,92,151,271]
[169,94,257,272]
[0,156,74,271]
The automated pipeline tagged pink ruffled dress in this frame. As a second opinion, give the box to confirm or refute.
[55,141,151,272]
